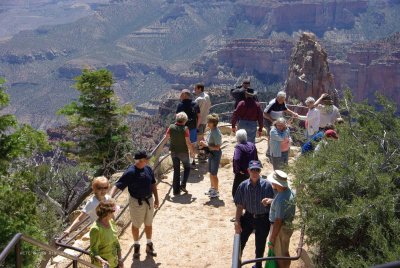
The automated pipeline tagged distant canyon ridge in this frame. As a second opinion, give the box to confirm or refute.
[0,0,399,129]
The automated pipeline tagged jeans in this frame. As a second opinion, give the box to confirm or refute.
[271,150,289,170]
[208,150,222,175]
[240,212,271,268]
[238,120,257,143]
[171,152,190,194]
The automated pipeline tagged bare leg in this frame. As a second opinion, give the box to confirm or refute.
[144,225,152,239]
[210,174,219,191]
[131,225,140,241]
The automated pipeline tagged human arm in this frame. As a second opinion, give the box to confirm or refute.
[234,204,244,234]
[231,101,243,129]
[232,147,243,174]
[268,218,283,247]
[185,136,195,157]
[63,211,89,235]
[110,185,121,198]
[152,183,159,209]
[314,93,329,107]
[284,107,299,118]
[257,105,264,133]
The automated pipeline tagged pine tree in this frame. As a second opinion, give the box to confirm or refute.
[58,69,133,176]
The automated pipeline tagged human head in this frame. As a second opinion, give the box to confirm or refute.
[180,89,191,100]
[236,129,247,143]
[194,83,204,95]
[267,170,289,191]
[273,117,287,131]
[176,112,188,124]
[96,199,116,220]
[207,113,219,128]
[323,124,335,131]
[276,91,286,104]
[305,96,315,108]
[247,160,262,181]
[92,176,110,199]
[134,150,149,168]
[325,129,338,140]
[242,78,250,89]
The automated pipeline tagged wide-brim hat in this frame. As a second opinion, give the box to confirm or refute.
[267,170,289,187]
[180,88,191,96]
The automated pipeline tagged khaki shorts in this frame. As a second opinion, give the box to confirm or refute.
[129,196,154,228]
[274,224,294,257]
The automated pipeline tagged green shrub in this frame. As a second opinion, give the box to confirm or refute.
[292,91,400,267]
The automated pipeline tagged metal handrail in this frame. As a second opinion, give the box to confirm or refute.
[0,233,97,268]
[54,135,170,264]
[210,101,307,111]
[232,226,305,268]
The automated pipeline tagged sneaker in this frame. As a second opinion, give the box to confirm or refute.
[180,186,188,194]
[133,244,140,259]
[209,189,219,198]
[146,242,157,257]
[204,188,213,195]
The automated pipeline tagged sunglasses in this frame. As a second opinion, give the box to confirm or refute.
[250,169,261,173]
[97,186,109,190]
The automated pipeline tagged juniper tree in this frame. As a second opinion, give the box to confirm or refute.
[292,91,400,267]
[58,69,133,176]
[0,78,50,266]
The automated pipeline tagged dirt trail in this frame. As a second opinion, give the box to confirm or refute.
[118,132,306,268]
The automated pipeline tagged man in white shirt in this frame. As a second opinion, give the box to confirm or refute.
[314,93,341,130]
[194,83,211,159]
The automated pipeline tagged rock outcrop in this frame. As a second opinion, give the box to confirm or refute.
[285,32,339,104]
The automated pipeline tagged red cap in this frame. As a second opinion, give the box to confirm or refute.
[325,129,338,139]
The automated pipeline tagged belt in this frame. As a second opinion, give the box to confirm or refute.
[244,211,267,219]
[133,195,152,208]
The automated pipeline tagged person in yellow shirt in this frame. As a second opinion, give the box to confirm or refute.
[90,199,123,268]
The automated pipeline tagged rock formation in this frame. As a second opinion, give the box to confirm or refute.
[285,32,339,105]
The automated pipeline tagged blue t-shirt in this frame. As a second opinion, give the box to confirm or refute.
[207,128,222,148]
[269,188,296,223]
[115,165,156,199]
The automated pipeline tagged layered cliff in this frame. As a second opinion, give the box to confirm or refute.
[329,32,400,105]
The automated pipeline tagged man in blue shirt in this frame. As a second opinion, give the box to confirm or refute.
[267,170,296,268]
[110,150,159,259]
[234,160,275,268]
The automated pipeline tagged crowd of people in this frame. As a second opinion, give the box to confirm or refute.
[64,79,343,268]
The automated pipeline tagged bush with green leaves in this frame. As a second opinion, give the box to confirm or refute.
[58,69,133,176]
[0,78,51,266]
[292,91,400,267]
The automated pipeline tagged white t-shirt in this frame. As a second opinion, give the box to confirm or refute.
[195,92,212,125]
[82,194,111,221]
[317,104,340,128]
[299,107,320,136]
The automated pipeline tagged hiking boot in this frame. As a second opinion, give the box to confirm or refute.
[180,185,188,194]
[146,242,157,257]
[133,244,140,259]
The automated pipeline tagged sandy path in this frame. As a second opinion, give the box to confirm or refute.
[118,132,306,268]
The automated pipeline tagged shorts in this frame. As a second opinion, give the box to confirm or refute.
[274,224,294,257]
[189,128,197,143]
[129,196,154,228]
[208,150,222,175]
[197,124,207,136]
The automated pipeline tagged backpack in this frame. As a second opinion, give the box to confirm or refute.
[185,102,198,129]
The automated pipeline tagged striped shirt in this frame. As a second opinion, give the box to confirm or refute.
[234,177,274,214]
